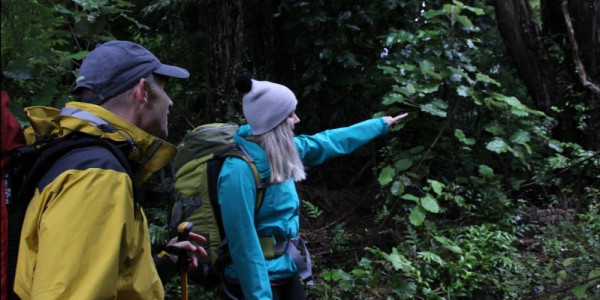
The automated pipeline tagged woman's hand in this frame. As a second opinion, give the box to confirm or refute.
[166,232,208,269]
[383,113,408,128]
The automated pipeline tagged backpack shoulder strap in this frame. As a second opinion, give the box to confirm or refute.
[221,144,270,215]
[15,132,136,206]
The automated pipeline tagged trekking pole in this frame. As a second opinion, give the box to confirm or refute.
[177,222,193,300]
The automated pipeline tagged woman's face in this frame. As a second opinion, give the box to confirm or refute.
[286,111,300,129]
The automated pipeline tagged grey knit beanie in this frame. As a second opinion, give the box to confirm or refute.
[235,75,298,135]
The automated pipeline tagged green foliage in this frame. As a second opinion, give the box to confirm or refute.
[1,0,141,123]
[315,223,524,299]
[145,207,171,251]
[277,0,415,131]
[516,205,600,299]
[4,1,598,299]
[530,140,599,207]
[375,0,551,226]
[330,223,351,253]
[302,200,323,219]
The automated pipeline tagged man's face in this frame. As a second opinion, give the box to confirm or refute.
[141,77,172,139]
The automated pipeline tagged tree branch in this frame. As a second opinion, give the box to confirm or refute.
[415,97,463,172]
[525,274,600,299]
[562,0,600,97]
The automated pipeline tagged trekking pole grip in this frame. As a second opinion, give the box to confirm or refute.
[176,222,193,300]
[176,222,193,273]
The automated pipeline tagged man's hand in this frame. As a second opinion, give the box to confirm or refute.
[166,232,208,269]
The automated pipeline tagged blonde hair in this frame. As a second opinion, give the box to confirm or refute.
[249,117,306,183]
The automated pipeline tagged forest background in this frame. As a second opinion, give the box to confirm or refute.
[1,0,599,299]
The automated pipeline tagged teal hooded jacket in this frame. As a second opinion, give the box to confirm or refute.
[217,118,389,300]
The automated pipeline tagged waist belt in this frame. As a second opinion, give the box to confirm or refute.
[259,236,313,285]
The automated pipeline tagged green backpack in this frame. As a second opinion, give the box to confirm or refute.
[170,123,268,287]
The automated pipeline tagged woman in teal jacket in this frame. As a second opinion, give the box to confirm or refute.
[218,75,406,300]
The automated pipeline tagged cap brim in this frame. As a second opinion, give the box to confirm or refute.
[154,64,190,79]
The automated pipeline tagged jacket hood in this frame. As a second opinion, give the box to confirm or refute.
[23,102,176,185]
[233,124,271,179]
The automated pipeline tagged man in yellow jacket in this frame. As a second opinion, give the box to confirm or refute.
[14,40,206,299]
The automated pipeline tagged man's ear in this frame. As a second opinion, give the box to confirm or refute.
[132,78,148,104]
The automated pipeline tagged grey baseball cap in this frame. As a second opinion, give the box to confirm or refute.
[75,40,190,104]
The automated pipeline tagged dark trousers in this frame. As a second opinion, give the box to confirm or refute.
[222,276,306,300]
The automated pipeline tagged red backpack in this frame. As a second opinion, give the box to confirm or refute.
[1,91,26,300]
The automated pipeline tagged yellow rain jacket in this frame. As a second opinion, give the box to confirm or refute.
[14,102,177,300]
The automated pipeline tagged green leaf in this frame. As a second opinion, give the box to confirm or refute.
[562,257,577,267]
[414,83,439,94]
[476,73,500,86]
[466,39,477,49]
[571,284,588,299]
[395,159,412,171]
[419,60,435,73]
[556,270,567,285]
[447,67,471,81]
[484,123,505,135]
[391,180,405,196]
[409,206,427,226]
[409,145,425,154]
[393,281,417,299]
[478,164,494,177]
[420,99,448,118]
[486,138,509,153]
[417,30,441,39]
[433,236,463,254]
[548,140,564,153]
[420,194,440,213]
[421,103,446,117]
[404,84,416,95]
[423,9,445,19]
[401,194,419,203]
[589,268,600,279]
[379,66,397,75]
[456,85,469,97]
[455,129,476,145]
[382,93,406,105]
[548,154,569,169]
[443,4,459,14]
[510,107,529,117]
[433,235,453,246]
[452,0,465,8]
[463,5,485,15]
[398,63,416,72]
[510,130,531,145]
[351,269,370,276]
[378,166,395,186]
[455,15,473,28]
[63,50,89,61]
[321,269,350,281]
[386,248,414,272]
[418,251,444,265]
[427,179,444,195]
[385,30,413,46]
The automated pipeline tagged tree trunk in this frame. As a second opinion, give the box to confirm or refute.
[495,0,600,150]
[560,0,600,149]
[195,0,244,121]
[494,0,559,111]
